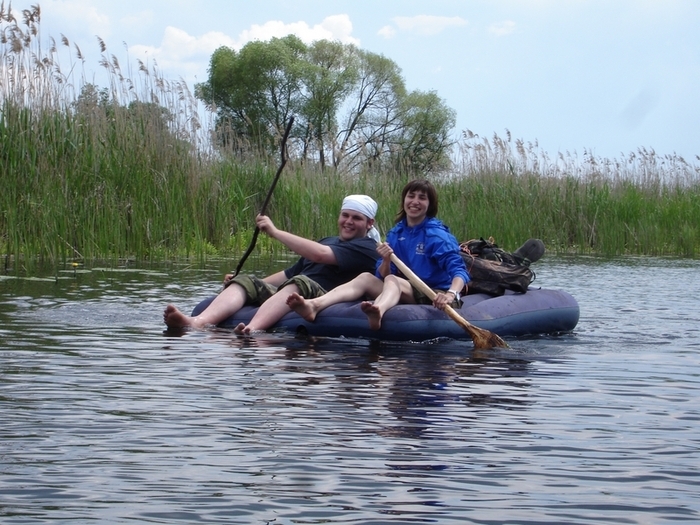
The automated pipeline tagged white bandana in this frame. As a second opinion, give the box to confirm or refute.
[341,194,377,219]
[341,194,380,242]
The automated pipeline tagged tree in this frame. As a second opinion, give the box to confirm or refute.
[333,49,405,172]
[391,90,456,175]
[298,39,358,170]
[195,36,456,174]
[195,35,306,153]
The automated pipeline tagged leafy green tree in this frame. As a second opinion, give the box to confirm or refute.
[391,90,456,175]
[196,35,306,152]
[298,40,358,170]
[196,36,456,174]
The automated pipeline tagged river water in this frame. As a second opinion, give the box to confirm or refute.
[1,256,699,524]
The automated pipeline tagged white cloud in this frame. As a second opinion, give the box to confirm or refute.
[236,14,359,47]
[165,27,236,58]
[391,15,467,36]
[125,15,359,82]
[378,25,396,39]
[489,20,516,37]
[128,27,236,81]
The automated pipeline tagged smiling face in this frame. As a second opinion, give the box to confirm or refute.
[403,189,430,226]
[395,179,439,226]
[337,209,374,241]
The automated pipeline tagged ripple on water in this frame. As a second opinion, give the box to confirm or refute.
[1,257,699,523]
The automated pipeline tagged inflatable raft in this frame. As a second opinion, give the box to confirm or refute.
[191,287,579,342]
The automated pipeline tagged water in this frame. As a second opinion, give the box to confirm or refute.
[1,256,699,524]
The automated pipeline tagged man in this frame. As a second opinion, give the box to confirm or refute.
[163,194,380,333]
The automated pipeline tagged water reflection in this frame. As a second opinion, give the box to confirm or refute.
[1,257,699,524]
[180,329,556,442]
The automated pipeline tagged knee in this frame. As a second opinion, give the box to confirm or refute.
[357,272,377,284]
[384,274,401,286]
[276,283,300,297]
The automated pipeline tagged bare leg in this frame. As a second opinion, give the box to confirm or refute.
[163,283,248,330]
[286,273,383,322]
[239,284,301,333]
[362,275,414,330]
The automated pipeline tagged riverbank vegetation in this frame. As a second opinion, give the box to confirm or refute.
[2,4,699,271]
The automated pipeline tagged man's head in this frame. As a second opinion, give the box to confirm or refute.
[338,194,378,241]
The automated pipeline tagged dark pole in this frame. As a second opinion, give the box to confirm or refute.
[230,116,295,278]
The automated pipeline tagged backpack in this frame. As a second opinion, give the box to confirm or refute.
[459,237,536,296]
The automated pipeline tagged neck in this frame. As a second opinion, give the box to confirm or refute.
[406,215,426,227]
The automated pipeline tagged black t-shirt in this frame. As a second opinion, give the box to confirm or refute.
[283,236,380,291]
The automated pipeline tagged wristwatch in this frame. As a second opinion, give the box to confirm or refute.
[446,289,461,301]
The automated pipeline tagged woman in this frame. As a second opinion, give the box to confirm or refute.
[286,179,470,330]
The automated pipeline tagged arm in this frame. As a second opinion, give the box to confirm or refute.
[256,214,337,265]
[425,227,470,308]
[430,229,470,287]
[375,242,394,279]
[434,275,466,309]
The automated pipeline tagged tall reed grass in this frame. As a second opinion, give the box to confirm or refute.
[451,129,700,256]
[1,4,698,272]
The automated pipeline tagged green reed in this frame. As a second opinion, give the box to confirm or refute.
[1,4,699,270]
[451,130,700,256]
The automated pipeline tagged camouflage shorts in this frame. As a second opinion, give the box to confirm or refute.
[277,275,327,299]
[227,275,278,306]
[227,274,327,305]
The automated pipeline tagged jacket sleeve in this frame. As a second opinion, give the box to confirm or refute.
[427,230,471,284]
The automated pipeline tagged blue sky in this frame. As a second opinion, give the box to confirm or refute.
[33,0,700,163]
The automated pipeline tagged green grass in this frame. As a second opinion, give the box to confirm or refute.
[1,5,699,270]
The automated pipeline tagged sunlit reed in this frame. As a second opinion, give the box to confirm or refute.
[1,4,698,272]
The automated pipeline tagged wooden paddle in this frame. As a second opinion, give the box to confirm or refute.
[388,251,509,349]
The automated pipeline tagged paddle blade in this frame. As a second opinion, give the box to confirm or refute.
[444,305,509,348]
[469,325,509,349]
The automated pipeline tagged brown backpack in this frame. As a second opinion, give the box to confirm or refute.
[459,238,536,296]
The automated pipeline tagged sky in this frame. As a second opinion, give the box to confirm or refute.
[26,0,700,163]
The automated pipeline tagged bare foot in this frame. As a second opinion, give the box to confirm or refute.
[233,323,265,336]
[360,301,382,331]
[163,304,193,330]
[286,292,319,322]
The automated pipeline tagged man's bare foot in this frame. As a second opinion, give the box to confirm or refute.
[163,304,193,330]
[233,322,265,336]
[286,292,319,322]
[360,301,382,330]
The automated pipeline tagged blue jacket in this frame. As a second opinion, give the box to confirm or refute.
[378,217,470,290]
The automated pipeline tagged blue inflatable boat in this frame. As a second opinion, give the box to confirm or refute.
[191,287,579,342]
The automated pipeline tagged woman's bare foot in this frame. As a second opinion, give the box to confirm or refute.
[286,292,319,322]
[360,301,382,330]
[233,322,247,335]
[163,304,194,330]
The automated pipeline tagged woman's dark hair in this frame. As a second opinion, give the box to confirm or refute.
[395,179,439,223]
